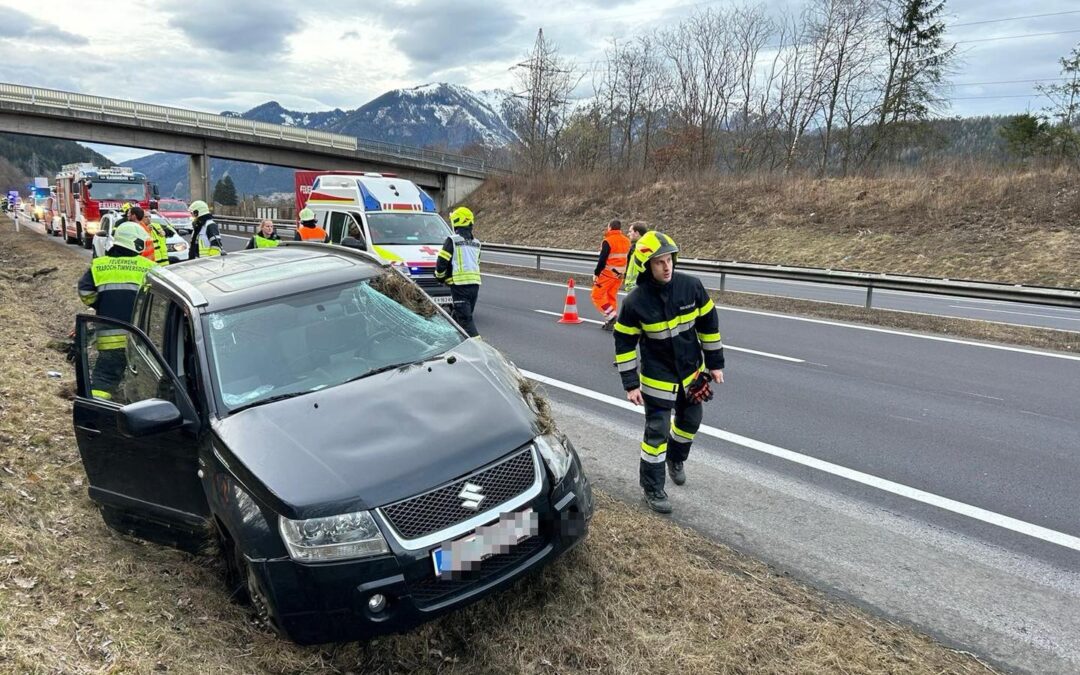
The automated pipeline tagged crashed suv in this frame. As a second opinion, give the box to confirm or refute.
[71,242,593,644]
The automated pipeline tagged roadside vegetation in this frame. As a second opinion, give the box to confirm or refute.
[0,216,997,673]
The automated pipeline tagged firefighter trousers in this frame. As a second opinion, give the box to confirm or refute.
[640,389,703,493]
[450,284,480,337]
[591,271,621,321]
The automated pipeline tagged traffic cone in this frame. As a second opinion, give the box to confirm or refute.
[558,278,583,324]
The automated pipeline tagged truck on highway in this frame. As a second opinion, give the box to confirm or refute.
[294,170,453,306]
[55,163,154,249]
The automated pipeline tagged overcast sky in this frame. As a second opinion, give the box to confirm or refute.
[2,0,1079,161]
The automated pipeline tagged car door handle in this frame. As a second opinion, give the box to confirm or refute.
[76,424,101,437]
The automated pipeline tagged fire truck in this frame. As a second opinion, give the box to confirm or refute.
[55,164,153,249]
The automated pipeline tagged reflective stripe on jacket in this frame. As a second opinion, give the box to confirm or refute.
[149,222,169,265]
[193,217,223,257]
[613,270,724,408]
[295,225,327,242]
[623,241,641,290]
[252,234,280,248]
[77,253,155,350]
[435,231,482,286]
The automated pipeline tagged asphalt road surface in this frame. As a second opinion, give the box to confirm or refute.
[25,215,1080,671]
[483,249,1080,333]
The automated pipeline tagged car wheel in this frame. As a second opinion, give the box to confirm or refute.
[64,221,76,244]
[82,228,93,249]
[221,529,282,635]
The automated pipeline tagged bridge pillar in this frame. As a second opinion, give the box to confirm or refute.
[443,174,485,210]
[188,152,211,204]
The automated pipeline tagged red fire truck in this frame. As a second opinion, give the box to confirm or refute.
[55,164,153,249]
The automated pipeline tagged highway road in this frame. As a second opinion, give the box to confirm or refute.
[20,215,1080,671]
[483,249,1080,333]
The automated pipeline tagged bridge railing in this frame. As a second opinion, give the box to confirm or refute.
[0,82,508,175]
[481,243,1080,310]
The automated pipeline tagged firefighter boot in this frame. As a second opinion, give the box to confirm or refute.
[667,459,686,486]
[643,488,672,514]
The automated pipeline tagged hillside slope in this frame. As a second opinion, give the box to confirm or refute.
[468,169,1080,288]
[0,134,111,193]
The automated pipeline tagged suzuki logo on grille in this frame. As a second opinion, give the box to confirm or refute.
[459,482,485,511]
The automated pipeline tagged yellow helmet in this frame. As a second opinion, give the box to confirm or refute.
[449,206,474,228]
[112,222,146,254]
[299,207,316,223]
[630,231,679,275]
[189,200,211,218]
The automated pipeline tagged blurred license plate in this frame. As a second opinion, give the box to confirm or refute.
[432,509,538,578]
[432,295,454,306]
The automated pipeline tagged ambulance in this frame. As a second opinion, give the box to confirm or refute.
[295,171,454,306]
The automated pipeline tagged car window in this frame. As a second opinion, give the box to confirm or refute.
[327,211,353,243]
[366,212,451,245]
[204,278,463,412]
[85,322,178,407]
[144,293,170,357]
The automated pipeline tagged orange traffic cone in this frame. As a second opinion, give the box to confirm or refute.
[558,278,583,324]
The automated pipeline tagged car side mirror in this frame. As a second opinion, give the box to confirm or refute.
[117,399,184,437]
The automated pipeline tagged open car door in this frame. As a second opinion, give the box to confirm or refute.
[72,314,210,553]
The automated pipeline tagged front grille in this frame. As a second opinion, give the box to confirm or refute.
[381,448,536,541]
[408,536,546,607]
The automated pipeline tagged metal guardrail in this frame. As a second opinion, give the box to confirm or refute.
[0,82,506,176]
[482,243,1080,310]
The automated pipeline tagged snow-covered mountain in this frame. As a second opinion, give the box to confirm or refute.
[130,83,518,197]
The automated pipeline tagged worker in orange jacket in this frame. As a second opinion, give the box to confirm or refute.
[592,218,631,331]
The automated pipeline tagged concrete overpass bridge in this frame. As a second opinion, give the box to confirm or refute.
[0,83,496,209]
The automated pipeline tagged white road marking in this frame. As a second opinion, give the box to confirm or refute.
[483,272,1080,361]
[531,310,806,363]
[948,305,1080,322]
[521,369,1080,553]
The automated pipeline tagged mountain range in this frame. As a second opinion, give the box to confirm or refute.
[131,83,519,198]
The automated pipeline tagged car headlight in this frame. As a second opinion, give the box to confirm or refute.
[534,433,573,482]
[167,242,188,252]
[279,510,389,562]
[85,220,100,234]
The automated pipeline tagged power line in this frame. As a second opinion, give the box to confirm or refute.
[951,10,1080,28]
[955,28,1080,45]
[952,77,1068,87]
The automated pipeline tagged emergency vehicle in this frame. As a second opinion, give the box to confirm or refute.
[55,164,153,249]
[295,171,453,305]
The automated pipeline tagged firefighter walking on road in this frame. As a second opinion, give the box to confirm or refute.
[435,206,482,337]
[613,231,725,514]
[622,221,650,291]
[189,200,223,258]
[77,222,156,400]
[592,219,631,331]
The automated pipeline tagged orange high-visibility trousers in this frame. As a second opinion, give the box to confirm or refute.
[591,271,621,321]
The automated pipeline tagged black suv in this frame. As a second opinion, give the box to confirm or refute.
[71,242,593,644]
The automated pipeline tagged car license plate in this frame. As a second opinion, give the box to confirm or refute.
[432,509,538,578]
[432,295,454,306]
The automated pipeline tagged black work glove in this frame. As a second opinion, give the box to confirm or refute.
[686,371,714,404]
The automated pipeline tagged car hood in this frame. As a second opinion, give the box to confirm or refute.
[212,338,541,519]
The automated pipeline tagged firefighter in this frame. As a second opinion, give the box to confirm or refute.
[591,219,631,331]
[77,222,156,400]
[246,219,281,249]
[613,231,725,514]
[133,207,172,265]
[622,221,650,291]
[294,208,328,241]
[435,206,482,337]
[189,200,223,258]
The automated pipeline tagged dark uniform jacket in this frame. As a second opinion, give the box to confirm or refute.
[613,269,725,408]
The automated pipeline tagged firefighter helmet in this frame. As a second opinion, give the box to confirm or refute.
[631,231,678,273]
[449,206,474,228]
[111,222,146,254]
[189,200,211,218]
[299,207,316,224]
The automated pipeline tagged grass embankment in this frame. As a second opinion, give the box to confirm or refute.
[484,263,1079,354]
[0,216,993,673]
[470,168,1080,288]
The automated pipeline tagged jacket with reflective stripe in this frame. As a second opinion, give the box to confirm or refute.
[248,234,280,248]
[149,221,169,265]
[77,252,155,348]
[613,270,724,407]
[192,216,223,257]
[594,229,631,276]
[295,225,328,242]
[435,229,482,286]
[622,240,641,290]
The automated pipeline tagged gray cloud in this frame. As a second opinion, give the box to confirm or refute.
[0,7,89,44]
[362,0,523,72]
[158,0,301,56]
[342,30,361,40]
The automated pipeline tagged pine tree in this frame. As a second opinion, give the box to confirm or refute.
[212,175,238,206]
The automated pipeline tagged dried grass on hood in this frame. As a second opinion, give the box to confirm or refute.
[518,375,557,436]
[370,270,438,318]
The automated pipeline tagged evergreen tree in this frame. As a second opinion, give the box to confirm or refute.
[212,175,239,206]
[999,114,1050,161]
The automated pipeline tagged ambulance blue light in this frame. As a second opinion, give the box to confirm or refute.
[357,182,382,212]
[418,189,437,213]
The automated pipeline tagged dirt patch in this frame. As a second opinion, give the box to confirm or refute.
[0,216,994,673]
[469,169,1080,288]
[484,263,1079,354]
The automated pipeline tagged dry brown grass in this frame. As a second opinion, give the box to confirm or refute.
[470,167,1080,288]
[0,217,994,674]
[484,262,1079,354]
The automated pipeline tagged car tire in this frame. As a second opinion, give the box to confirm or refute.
[64,220,76,244]
[82,228,93,249]
[221,528,282,635]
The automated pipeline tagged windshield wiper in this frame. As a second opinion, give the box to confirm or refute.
[345,353,452,385]
[229,389,313,414]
